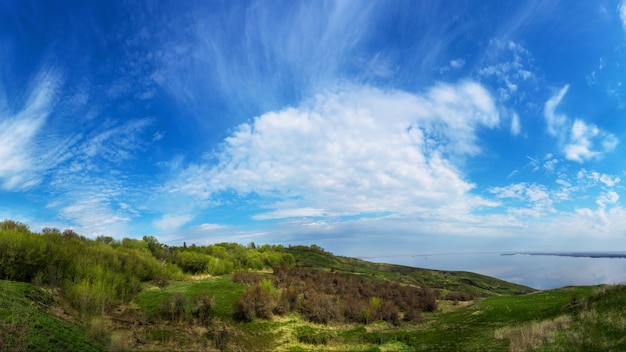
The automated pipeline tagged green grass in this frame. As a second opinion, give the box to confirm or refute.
[5,245,626,352]
[134,276,246,320]
[325,286,596,351]
[0,280,105,352]
[535,285,626,351]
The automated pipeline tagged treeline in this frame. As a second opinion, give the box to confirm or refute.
[0,220,293,316]
[232,267,438,325]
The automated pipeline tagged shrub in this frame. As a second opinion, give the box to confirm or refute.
[192,294,215,325]
[420,287,438,312]
[301,293,342,325]
[233,284,274,322]
[206,320,232,350]
[160,293,188,323]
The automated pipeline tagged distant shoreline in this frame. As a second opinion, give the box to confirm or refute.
[501,252,626,259]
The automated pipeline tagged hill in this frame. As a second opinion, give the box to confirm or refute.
[286,245,533,297]
[1,221,624,351]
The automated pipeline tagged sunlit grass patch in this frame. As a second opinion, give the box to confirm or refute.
[494,315,572,352]
[135,276,245,320]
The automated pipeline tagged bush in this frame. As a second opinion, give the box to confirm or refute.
[233,284,274,322]
[301,293,342,325]
[160,293,188,323]
[192,294,215,325]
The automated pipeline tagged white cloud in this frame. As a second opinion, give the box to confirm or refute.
[479,40,536,102]
[167,81,499,220]
[488,182,559,217]
[577,169,621,188]
[38,116,159,237]
[59,195,132,236]
[596,191,619,208]
[254,208,326,221]
[194,223,226,232]
[544,86,618,162]
[450,59,465,69]
[510,112,521,135]
[154,214,193,233]
[599,174,621,187]
[490,183,550,203]
[81,118,154,164]
[0,71,59,190]
[544,85,569,137]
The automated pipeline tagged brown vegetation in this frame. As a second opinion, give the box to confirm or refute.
[233,267,437,325]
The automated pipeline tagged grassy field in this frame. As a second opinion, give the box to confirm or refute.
[135,276,246,320]
[123,275,618,351]
[3,246,626,351]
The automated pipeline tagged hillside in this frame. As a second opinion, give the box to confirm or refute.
[3,278,625,351]
[286,245,534,297]
[1,221,624,351]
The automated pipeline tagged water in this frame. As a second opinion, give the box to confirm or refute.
[373,253,626,289]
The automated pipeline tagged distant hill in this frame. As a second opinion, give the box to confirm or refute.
[287,245,534,296]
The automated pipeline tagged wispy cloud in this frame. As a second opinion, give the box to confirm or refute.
[41,117,158,236]
[617,0,626,31]
[0,71,60,190]
[479,40,536,102]
[510,112,521,136]
[253,208,326,221]
[153,1,380,121]
[489,166,622,226]
[489,183,554,217]
[166,81,499,223]
[154,214,193,233]
[80,118,155,165]
[544,86,618,162]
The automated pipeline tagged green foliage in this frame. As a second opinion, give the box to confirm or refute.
[0,229,46,282]
[0,223,168,316]
[174,250,211,274]
[0,280,105,351]
[207,256,234,276]
[0,219,30,232]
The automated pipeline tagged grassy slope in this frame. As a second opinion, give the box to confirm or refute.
[536,285,626,351]
[288,247,535,296]
[0,280,105,352]
[129,282,621,351]
[4,248,626,351]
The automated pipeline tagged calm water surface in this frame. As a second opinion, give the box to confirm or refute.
[376,253,626,289]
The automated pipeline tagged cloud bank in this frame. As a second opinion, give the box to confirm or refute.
[167,81,499,222]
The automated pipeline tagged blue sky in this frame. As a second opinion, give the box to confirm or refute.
[2,0,626,257]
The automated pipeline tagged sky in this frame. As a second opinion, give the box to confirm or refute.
[2,0,626,257]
